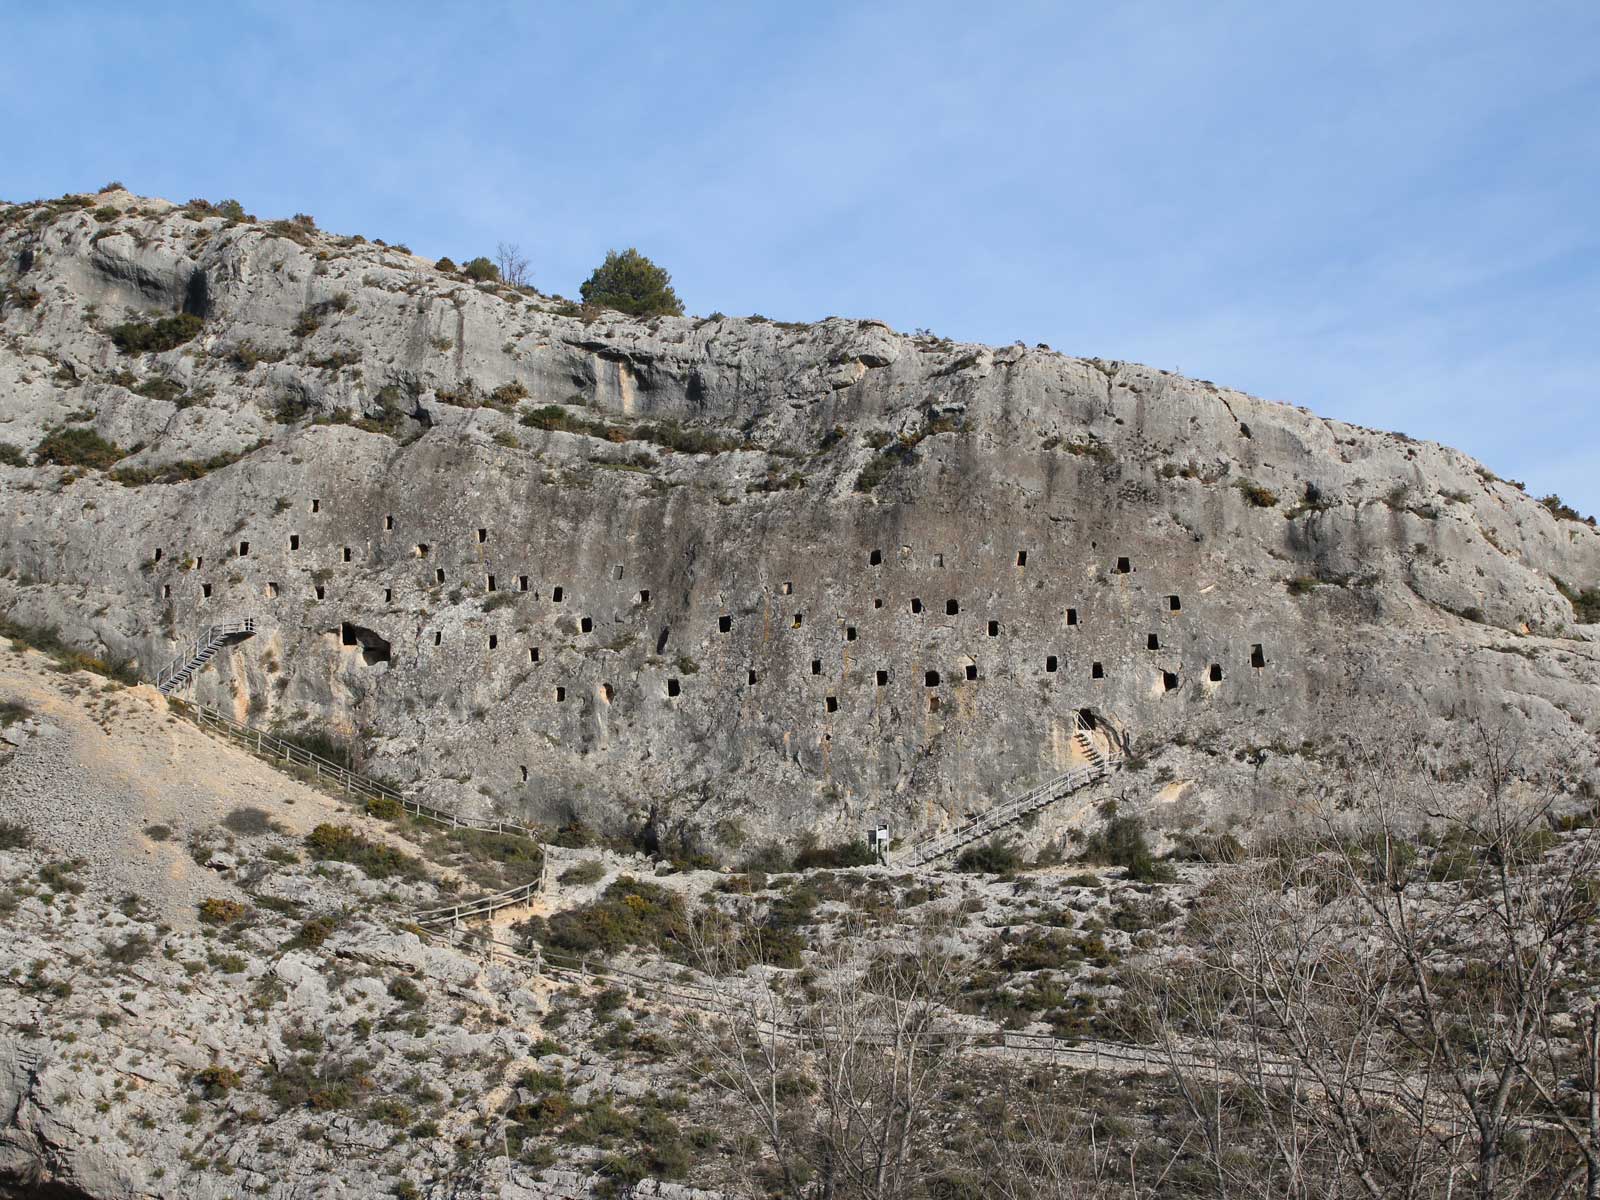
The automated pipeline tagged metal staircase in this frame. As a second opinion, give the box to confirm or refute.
[895,716,1122,868]
[154,619,257,695]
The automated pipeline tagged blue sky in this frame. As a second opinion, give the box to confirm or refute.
[5,2,1598,513]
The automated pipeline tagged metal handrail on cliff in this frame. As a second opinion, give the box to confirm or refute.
[154,618,257,694]
[895,728,1123,868]
[410,858,549,927]
[168,698,538,841]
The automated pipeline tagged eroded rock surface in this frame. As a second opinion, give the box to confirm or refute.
[2,190,1598,849]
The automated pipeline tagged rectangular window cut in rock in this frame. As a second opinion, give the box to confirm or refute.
[314,585,325,600]
[415,544,429,557]
[435,568,445,584]
[154,548,162,562]
[311,499,320,513]
[518,576,529,592]
[1016,550,1028,567]
[195,557,203,568]
[555,686,566,702]
[238,541,249,557]
[267,581,279,598]
[1162,670,1179,691]
[529,647,539,662]
[580,617,593,633]
[846,626,857,641]
[613,565,624,580]
[946,599,959,615]
[1147,633,1160,650]
[924,669,941,686]
[782,581,794,595]
[1046,655,1058,672]
[1208,663,1223,681]
[667,678,681,698]
[201,583,212,599]
[1092,661,1104,679]
[1251,643,1266,668]
[383,588,392,604]
[748,670,758,686]
[873,598,883,609]
[289,534,300,550]
[988,620,999,637]
[477,528,487,543]
[637,589,650,606]
[488,634,498,649]
[825,696,838,713]
[869,549,882,566]
[487,575,496,592]
[342,547,352,563]
[552,587,564,603]
[911,598,923,614]
[1168,595,1181,612]
[1066,608,1078,626]
[933,553,944,568]
[719,615,732,633]
[434,631,442,646]
[1115,557,1131,573]
[602,684,614,703]
[385,515,394,530]
[811,659,822,675]
[876,669,889,686]
[929,695,941,712]
[793,613,803,628]
[964,663,977,681]
[162,584,170,598]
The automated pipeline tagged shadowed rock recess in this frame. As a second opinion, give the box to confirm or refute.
[2,189,1598,846]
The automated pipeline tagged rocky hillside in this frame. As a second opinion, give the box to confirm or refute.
[0,637,1192,1199]
[2,187,1597,849]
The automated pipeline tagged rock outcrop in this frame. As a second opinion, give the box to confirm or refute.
[2,189,1598,848]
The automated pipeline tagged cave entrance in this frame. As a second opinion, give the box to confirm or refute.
[341,622,391,665]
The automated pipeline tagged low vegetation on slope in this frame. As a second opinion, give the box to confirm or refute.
[5,655,1600,1199]
[30,426,127,470]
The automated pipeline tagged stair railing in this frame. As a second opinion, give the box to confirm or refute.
[895,714,1124,867]
[155,619,257,694]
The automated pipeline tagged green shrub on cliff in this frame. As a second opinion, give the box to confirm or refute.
[579,248,683,318]
[109,313,204,354]
[32,426,126,469]
[539,876,686,957]
[304,824,425,881]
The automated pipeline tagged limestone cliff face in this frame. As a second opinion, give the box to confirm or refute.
[2,190,1598,845]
